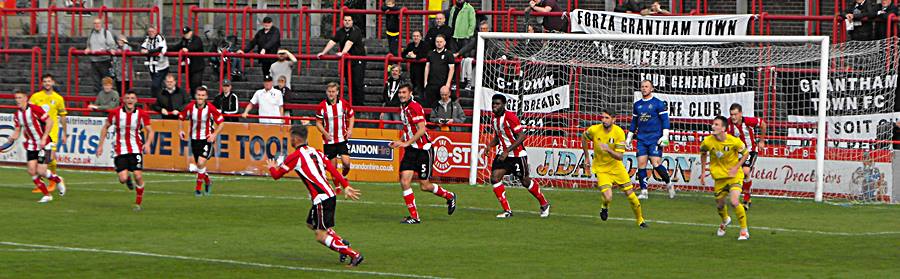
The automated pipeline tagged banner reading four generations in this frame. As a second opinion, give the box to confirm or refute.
[570,9,752,36]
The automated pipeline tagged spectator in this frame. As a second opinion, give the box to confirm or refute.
[424,34,455,108]
[873,0,898,40]
[382,64,406,129]
[140,26,169,97]
[317,15,367,106]
[242,75,284,124]
[270,49,297,89]
[173,27,206,96]
[425,13,455,52]
[111,35,133,93]
[213,80,240,122]
[615,0,646,13]
[642,1,672,15]
[382,0,403,56]
[404,30,428,92]
[846,0,877,41]
[85,18,117,93]
[430,86,466,132]
[88,77,120,112]
[528,0,566,32]
[456,21,488,59]
[448,0,476,49]
[456,21,489,90]
[238,16,281,76]
[152,74,189,120]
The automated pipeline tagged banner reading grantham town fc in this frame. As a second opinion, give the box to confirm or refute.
[570,9,752,36]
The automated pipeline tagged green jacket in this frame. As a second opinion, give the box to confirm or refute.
[449,3,476,39]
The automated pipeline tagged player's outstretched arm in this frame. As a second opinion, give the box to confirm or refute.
[267,159,288,180]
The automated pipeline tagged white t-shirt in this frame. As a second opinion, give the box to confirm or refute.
[250,88,284,124]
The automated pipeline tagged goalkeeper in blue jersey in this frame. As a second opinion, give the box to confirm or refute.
[627,80,675,199]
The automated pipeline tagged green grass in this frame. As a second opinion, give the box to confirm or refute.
[0,165,898,278]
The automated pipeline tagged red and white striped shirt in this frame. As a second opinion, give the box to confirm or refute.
[13,104,49,151]
[269,145,349,205]
[400,100,431,150]
[726,116,761,152]
[491,110,526,157]
[316,99,355,144]
[179,101,224,141]
[107,107,151,156]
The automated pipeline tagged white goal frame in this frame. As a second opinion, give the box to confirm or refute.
[468,32,831,202]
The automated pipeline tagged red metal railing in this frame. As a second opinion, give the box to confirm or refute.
[0,48,42,94]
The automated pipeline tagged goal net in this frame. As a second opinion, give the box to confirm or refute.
[469,33,898,204]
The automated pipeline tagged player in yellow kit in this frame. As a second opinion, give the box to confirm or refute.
[699,116,751,240]
[29,74,67,193]
[581,109,647,229]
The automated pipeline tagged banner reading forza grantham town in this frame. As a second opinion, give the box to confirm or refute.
[570,9,752,36]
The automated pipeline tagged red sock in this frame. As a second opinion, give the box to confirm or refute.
[431,184,454,200]
[742,180,752,203]
[326,228,343,243]
[32,176,49,195]
[195,173,203,191]
[135,186,144,205]
[492,182,511,211]
[402,189,419,219]
[324,235,359,258]
[527,181,549,206]
[46,173,61,183]
[202,172,210,185]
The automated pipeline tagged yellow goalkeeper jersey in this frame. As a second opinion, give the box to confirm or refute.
[700,134,748,180]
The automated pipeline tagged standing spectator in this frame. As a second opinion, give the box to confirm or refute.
[242,75,284,125]
[382,64,406,129]
[615,0,646,13]
[270,49,297,89]
[846,0,877,41]
[173,27,206,96]
[874,0,898,40]
[448,0,476,49]
[152,74,189,120]
[111,35,133,93]
[140,27,169,97]
[404,30,428,92]
[88,77,120,112]
[238,17,281,76]
[424,34,455,108]
[382,0,403,56]
[425,13,455,52]
[456,21,489,90]
[317,15,368,106]
[529,0,566,33]
[430,86,466,132]
[641,1,672,15]
[213,80,240,122]
[85,18,117,93]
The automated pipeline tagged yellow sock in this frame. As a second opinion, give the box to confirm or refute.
[718,206,729,222]
[734,203,748,229]
[600,189,611,209]
[626,192,644,225]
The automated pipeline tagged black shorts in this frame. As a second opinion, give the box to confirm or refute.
[492,156,528,179]
[306,196,337,230]
[26,149,50,164]
[191,140,213,162]
[400,147,433,180]
[114,153,144,172]
[323,142,350,160]
[742,151,758,168]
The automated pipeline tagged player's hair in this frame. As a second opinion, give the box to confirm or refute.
[399,83,414,93]
[13,90,27,96]
[290,125,308,139]
[41,74,53,80]
[713,115,728,126]
[599,108,612,116]
[326,82,340,91]
[124,89,137,96]
[492,94,507,104]
[729,103,743,112]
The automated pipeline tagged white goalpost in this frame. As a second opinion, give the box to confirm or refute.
[469,32,898,203]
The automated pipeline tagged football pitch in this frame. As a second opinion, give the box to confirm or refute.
[0,166,898,278]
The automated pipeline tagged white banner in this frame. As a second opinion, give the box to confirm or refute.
[481,85,571,113]
[570,9,752,36]
[0,114,115,167]
[787,112,900,148]
[634,91,755,119]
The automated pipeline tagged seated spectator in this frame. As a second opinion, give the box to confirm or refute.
[448,0,476,49]
[430,86,466,132]
[382,0,403,55]
[404,30,428,92]
[615,0,646,13]
[111,35,132,92]
[424,34,455,108]
[641,1,672,15]
[382,64,406,129]
[270,49,297,89]
[213,79,240,122]
[874,0,898,39]
[89,77,120,112]
[528,0,566,32]
[140,27,169,97]
[152,74,189,120]
[846,0,877,41]
[237,16,280,76]
[318,15,367,106]
[425,13,455,52]
[275,75,298,121]
[85,18,117,93]
[242,75,284,125]
[173,26,206,95]
[456,21,489,90]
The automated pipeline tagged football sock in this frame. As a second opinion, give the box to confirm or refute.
[45,172,62,183]
[527,180,549,206]
[734,202,748,229]
[492,182,511,212]
[323,235,359,257]
[32,175,49,195]
[402,189,419,219]
[742,179,753,203]
[637,169,648,190]
[626,191,644,224]
[431,184,454,200]
[135,185,144,205]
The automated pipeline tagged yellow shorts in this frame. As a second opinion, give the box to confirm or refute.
[714,177,743,199]
[596,168,633,192]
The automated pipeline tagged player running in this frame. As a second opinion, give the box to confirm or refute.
[29,74,67,194]
[178,86,224,196]
[389,84,457,224]
[628,80,674,199]
[6,91,66,203]
[726,103,767,210]
[487,94,550,219]
[699,116,751,240]
[96,90,155,211]
[266,125,364,267]
[315,82,355,177]
[582,109,647,228]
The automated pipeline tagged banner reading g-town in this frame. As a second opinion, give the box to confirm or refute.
[570,9,752,36]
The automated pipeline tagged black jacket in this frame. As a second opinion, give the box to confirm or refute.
[172,36,205,73]
[383,75,407,107]
[403,41,429,60]
[456,28,480,58]
[614,0,645,13]
[873,3,898,39]
[152,86,189,113]
[424,25,455,52]
[382,5,401,33]
[213,92,240,114]
[847,0,879,39]
[244,27,281,54]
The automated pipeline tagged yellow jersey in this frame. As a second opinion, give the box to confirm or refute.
[699,134,748,180]
[583,124,627,174]
[29,90,67,143]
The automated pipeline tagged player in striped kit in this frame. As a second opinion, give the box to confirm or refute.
[726,103,766,210]
[267,125,364,267]
[315,82,355,177]
[96,90,155,210]
[487,94,550,219]
[5,91,66,203]
[389,84,457,224]
[178,86,225,196]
